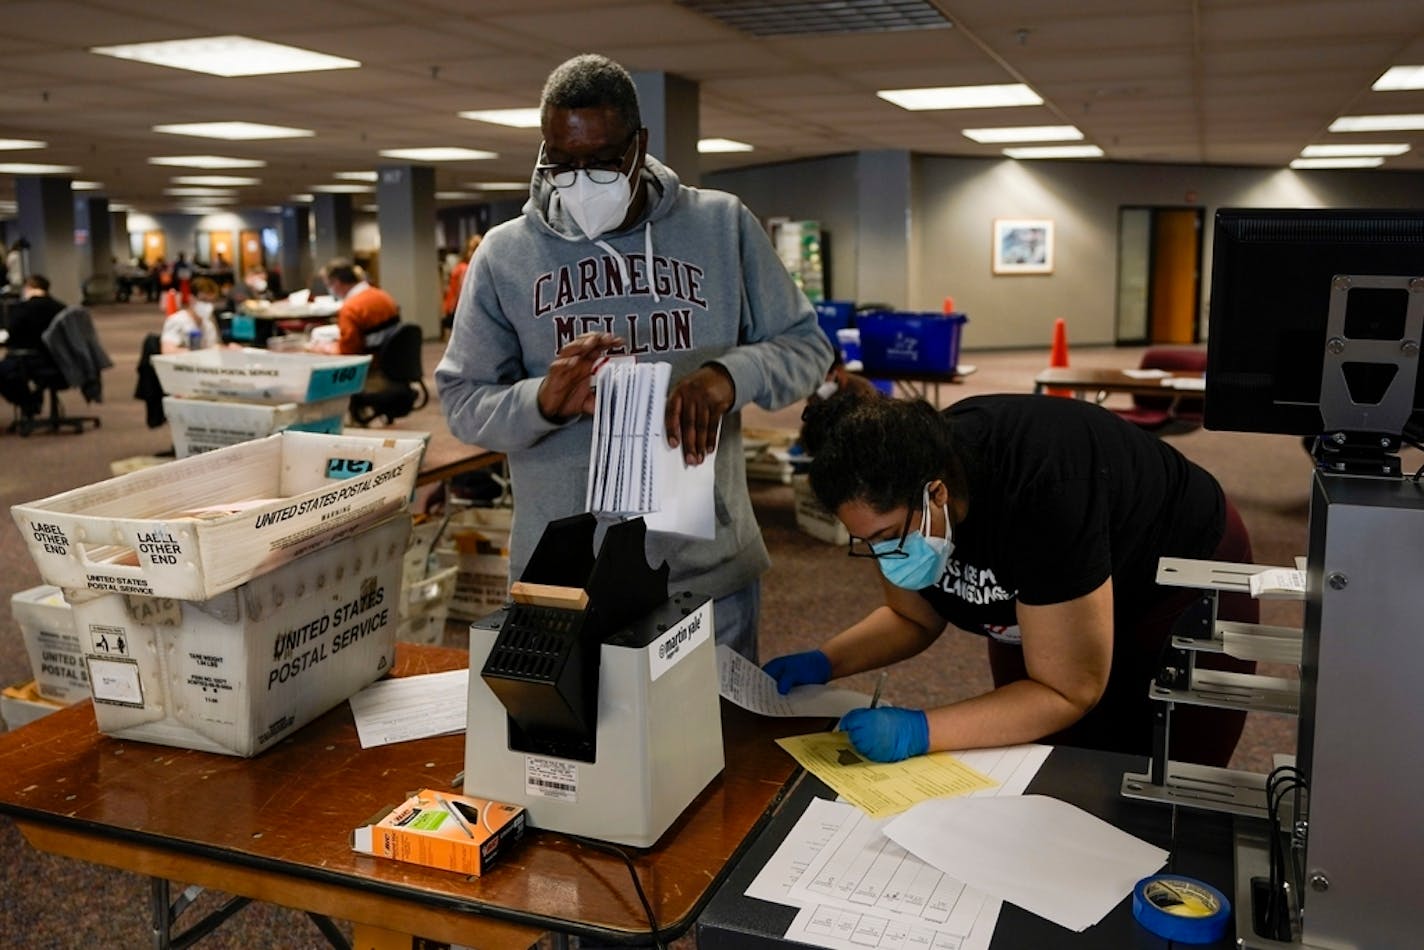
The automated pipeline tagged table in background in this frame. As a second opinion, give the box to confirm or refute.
[1033,366,1204,402]
[0,643,818,948]
[854,364,978,405]
[224,302,340,347]
[696,745,1236,950]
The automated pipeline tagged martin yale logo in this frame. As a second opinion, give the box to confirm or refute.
[649,601,711,682]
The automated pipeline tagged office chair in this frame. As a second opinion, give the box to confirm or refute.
[349,322,429,426]
[1112,346,1206,434]
[11,305,111,436]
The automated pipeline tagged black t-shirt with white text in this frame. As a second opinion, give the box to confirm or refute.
[916,395,1224,646]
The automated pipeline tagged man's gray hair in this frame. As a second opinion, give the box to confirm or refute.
[540,54,641,135]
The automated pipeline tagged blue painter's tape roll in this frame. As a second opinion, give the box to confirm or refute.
[1132,874,1231,944]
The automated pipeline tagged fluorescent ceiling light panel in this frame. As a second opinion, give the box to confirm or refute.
[0,162,81,174]
[963,125,1082,144]
[699,138,754,153]
[878,83,1042,111]
[458,108,541,128]
[311,183,374,193]
[91,35,359,77]
[378,147,498,161]
[288,193,314,202]
[164,187,236,196]
[1329,114,1424,132]
[71,181,104,190]
[466,181,528,190]
[154,121,314,140]
[334,171,378,181]
[1373,65,1424,91]
[1290,157,1385,169]
[359,204,379,213]
[1003,145,1104,159]
[436,191,477,199]
[172,175,261,186]
[1300,144,1410,158]
[148,155,266,169]
[0,139,45,150]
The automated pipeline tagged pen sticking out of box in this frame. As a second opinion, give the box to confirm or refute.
[352,789,526,876]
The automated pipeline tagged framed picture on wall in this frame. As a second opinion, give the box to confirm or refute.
[992,218,1054,275]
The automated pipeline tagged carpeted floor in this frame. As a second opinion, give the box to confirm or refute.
[0,301,1332,949]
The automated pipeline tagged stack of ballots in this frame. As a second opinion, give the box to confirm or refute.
[585,356,715,539]
[10,430,425,756]
[151,347,371,457]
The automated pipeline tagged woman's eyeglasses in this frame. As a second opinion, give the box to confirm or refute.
[846,505,916,560]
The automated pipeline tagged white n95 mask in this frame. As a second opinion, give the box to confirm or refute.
[557,147,638,240]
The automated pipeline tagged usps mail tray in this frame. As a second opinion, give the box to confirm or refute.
[151,347,370,404]
[13,430,424,601]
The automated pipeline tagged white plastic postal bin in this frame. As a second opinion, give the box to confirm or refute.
[11,585,88,703]
[434,506,513,621]
[12,430,424,601]
[164,395,350,457]
[67,514,410,757]
[151,348,370,404]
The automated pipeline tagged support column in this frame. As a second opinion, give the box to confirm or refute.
[15,176,79,304]
[279,203,313,296]
[110,210,130,262]
[855,150,914,308]
[312,193,353,267]
[376,164,438,338]
[630,71,700,186]
[75,196,113,301]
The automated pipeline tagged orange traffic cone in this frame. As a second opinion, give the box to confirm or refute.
[1045,318,1071,397]
[943,296,956,314]
[162,289,179,315]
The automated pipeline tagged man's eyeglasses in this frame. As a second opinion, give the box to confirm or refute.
[847,505,916,560]
[535,131,640,188]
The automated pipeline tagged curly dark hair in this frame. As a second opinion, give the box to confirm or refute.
[540,54,642,136]
[801,390,965,516]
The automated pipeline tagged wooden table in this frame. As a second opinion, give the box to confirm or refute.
[1032,366,1205,401]
[853,364,978,404]
[0,643,816,948]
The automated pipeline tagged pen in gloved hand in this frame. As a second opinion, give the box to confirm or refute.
[869,671,887,709]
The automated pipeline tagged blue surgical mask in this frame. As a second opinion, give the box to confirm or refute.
[873,483,953,590]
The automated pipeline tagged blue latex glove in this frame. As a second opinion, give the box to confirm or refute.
[840,707,930,762]
[762,650,832,695]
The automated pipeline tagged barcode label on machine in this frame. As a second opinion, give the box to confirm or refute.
[525,755,579,802]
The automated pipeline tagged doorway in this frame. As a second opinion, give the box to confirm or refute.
[1115,206,1204,345]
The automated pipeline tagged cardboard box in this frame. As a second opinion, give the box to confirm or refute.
[151,348,370,404]
[67,515,410,757]
[793,474,850,546]
[11,585,89,703]
[13,430,424,601]
[164,395,349,458]
[352,788,526,877]
[397,564,457,645]
[435,506,512,622]
[1,680,68,730]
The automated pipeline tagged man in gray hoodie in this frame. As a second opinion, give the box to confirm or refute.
[437,53,833,661]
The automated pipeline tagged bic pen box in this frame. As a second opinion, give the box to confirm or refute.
[352,788,526,876]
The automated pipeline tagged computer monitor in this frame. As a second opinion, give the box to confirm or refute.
[1204,208,1424,440]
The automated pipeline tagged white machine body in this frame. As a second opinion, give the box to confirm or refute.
[463,593,723,847]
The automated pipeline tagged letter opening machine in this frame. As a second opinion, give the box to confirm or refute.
[463,514,723,848]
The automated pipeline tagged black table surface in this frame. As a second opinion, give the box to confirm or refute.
[697,745,1238,950]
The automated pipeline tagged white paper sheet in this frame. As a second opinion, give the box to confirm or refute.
[347,668,469,748]
[743,745,1051,950]
[883,795,1168,932]
[716,645,870,718]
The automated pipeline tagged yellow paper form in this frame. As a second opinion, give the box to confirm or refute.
[776,731,998,819]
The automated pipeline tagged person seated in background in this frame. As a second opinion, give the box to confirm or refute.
[309,258,400,357]
[442,233,482,334]
[0,274,64,414]
[242,265,273,301]
[159,276,223,353]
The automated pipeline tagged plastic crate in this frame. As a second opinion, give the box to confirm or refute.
[164,395,349,457]
[11,585,88,703]
[858,312,968,374]
[13,430,424,601]
[151,348,370,404]
[66,515,409,756]
[814,300,855,347]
